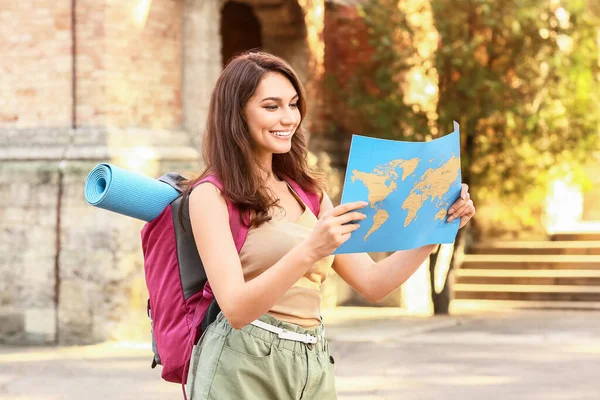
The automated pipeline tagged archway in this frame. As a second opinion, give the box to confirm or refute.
[219,0,309,82]
[220,1,263,66]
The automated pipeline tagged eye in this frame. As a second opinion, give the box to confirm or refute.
[264,105,278,111]
[290,103,299,109]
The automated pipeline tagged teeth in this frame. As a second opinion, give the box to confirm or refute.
[271,131,291,137]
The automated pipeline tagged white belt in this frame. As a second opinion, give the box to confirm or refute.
[250,320,320,344]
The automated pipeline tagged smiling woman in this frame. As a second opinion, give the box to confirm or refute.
[180,51,319,229]
[175,51,474,400]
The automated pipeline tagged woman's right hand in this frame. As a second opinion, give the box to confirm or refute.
[304,201,368,262]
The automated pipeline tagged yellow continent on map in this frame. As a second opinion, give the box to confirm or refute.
[364,209,389,241]
[401,155,460,227]
[351,155,460,240]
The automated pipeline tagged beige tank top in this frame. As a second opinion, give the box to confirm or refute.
[239,188,334,328]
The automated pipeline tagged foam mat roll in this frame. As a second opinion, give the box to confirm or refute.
[84,163,179,222]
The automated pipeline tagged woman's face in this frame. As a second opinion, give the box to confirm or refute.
[244,72,301,163]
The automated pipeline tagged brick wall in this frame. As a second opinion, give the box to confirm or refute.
[0,0,73,128]
[77,0,183,128]
[0,0,183,130]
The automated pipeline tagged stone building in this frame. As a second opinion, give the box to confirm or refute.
[3,0,597,345]
[0,0,349,345]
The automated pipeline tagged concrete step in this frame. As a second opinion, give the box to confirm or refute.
[552,232,600,241]
[455,269,600,286]
[453,283,600,302]
[461,254,600,270]
[471,241,600,255]
[550,222,600,241]
[450,299,600,313]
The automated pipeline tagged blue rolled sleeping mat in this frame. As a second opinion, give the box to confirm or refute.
[84,163,180,222]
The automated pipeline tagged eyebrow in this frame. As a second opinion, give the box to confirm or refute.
[260,94,299,102]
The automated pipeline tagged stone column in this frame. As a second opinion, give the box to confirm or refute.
[296,0,325,135]
[183,0,224,150]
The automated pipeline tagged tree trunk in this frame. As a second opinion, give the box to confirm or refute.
[429,228,467,314]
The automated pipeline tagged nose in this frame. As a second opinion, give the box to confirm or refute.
[280,106,299,127]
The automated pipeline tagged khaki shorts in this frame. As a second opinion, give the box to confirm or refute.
[186,312,337,400]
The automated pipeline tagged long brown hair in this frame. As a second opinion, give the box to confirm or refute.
[181,51,324,228]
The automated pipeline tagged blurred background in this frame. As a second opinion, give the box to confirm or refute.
[1,0,599,398]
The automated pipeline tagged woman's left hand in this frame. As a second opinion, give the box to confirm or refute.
[447,184,476,229]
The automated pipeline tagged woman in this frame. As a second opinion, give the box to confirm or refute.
[184,51,475,400]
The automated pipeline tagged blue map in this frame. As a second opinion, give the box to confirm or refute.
[334,121,462,254]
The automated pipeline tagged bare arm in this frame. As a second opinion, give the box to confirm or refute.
[333,246,435,303]
[189,183,365,329]
[332,184,476,302]
[320,193,435,302]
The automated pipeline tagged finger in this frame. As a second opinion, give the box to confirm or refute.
[459,209,475,228]
[340,223,361,235]
[332,201,368,217]
[464,205,476,218]
[338,232,352,246]
[452,200,472,218]
[449,192,471,213]
[335,211,367,225]
[461,184,469,200]
[448,200,473,222]
[449,197,466,214]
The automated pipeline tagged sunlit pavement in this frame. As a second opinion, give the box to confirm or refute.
[1,308,599,400]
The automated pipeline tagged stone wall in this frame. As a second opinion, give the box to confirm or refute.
[56,151,200,344]
[1,0,343,345]
[0,161,60,343]
[0,0,203,345]
[0,126,201,345]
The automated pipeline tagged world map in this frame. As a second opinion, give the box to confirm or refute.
[334,121,462,254]
[351,155,461,241]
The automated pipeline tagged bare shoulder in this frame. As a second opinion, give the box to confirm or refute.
[188,181,230,236]
[188,180,237,255]
[189,181,227,212]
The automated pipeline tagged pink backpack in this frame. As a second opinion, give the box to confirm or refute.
[140,173,320,389]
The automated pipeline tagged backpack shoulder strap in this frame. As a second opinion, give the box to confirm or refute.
[158,172,187,193]
[283,177,321,217]
[195,175,249,252]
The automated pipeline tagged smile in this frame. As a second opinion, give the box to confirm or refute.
[270,130,292,138]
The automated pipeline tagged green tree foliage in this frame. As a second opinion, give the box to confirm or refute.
[337,0,433,141]
[433,0,599,203]
[329,0,599,312]
[335,0,599,212]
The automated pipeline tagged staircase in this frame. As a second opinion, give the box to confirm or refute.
[451,231,600,312]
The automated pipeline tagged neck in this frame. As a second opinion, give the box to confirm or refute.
[257,151,276,182]
[262,169,282,186]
